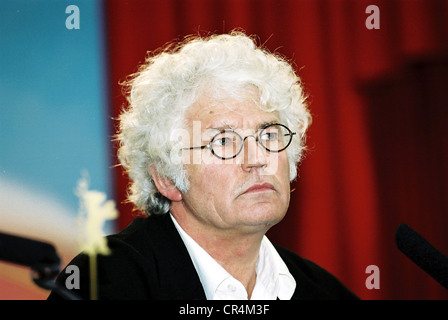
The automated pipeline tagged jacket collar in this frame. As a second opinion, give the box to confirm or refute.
[142,213,206,299]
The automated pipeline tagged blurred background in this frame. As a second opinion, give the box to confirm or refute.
[1,0,447,300]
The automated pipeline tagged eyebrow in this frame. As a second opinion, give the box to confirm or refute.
[206,123,236,132]
[258,120,278,129]
[206,120,279,132]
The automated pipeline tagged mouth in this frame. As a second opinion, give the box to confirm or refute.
[242,182,276,195]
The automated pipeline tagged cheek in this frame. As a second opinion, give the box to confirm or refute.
[275,155,292,200]
[187,164,231,197]
[203,165,234,192]
[267,152,290,180]
[184,164,237,220]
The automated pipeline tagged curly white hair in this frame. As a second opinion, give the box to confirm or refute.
[116,31,311,215]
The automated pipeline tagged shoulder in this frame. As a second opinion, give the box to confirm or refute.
[48,214,180,300]
[106,215,165,255]
[274,245,359,300]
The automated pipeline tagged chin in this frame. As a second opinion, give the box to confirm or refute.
[242,205,286,229]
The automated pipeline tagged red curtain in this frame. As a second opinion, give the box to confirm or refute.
[105,0,448,299]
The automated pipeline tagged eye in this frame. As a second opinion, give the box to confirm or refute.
[210,131,239,148]
[260,131,279,141]
[212,136,233,146]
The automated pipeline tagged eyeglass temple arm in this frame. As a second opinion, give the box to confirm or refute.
[182,145,209,150]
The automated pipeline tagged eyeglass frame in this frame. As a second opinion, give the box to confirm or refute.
[182,123,296,160]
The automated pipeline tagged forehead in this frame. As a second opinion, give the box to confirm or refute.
[185,90,280,130]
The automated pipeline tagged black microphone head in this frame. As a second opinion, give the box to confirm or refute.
[0,232,60,276]
[395,223,448,290]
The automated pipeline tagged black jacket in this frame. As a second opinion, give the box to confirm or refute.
[48,213,358,300]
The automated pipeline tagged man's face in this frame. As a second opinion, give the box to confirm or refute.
[178,88,291,235]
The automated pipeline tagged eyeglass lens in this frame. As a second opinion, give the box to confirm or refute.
[210,124,293,159]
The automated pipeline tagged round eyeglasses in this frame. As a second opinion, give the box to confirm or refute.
[183,123,296,160]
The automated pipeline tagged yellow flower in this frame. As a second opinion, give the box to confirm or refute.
[75,172,118,300]
[76,173,117,256]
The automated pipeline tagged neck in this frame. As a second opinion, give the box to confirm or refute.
[171,210,265,298]
[205,230,262,298]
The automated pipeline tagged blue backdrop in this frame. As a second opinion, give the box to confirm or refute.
[0,0,112,226]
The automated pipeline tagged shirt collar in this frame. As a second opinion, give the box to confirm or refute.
[253,235,296,300]
[170,214,296,300]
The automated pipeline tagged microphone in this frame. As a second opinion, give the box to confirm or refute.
[0,232,81,299]
[0,232,60,274]
[395,224,448,290]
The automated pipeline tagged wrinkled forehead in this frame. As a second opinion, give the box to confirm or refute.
[183,87,280,132]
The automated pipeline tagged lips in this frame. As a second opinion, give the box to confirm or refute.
[242,182,275,195]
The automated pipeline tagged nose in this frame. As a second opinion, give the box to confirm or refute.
[241,135,268,172]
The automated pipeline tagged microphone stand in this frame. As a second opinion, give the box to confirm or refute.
[31,263,82,300]
[0,232,82,300]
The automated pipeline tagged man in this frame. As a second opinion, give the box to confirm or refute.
[48,31,358,300]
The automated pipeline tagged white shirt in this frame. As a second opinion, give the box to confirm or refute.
[170,214,296,300]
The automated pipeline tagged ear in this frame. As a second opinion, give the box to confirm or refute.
[150,167,183,202]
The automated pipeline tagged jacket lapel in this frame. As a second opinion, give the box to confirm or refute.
[144,214,206,299]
